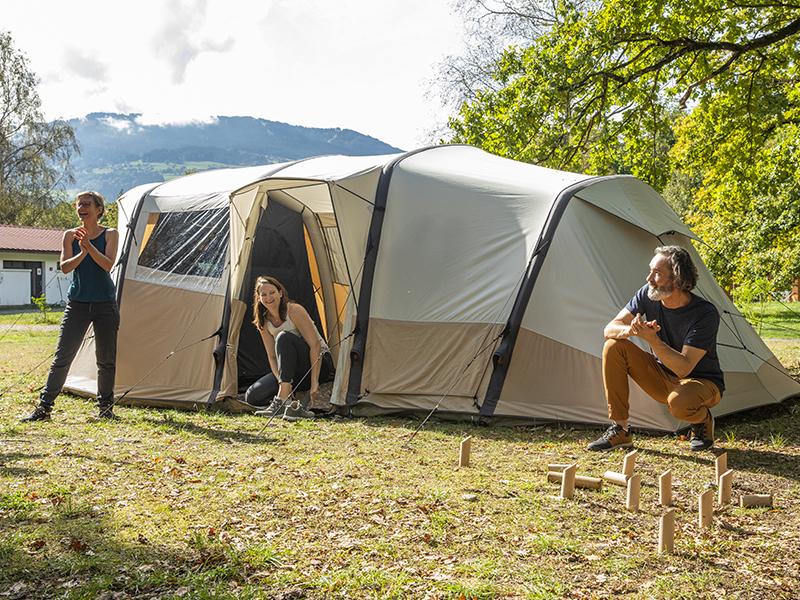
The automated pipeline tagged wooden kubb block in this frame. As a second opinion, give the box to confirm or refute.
[459,436,472,467]
[740,494,773,508]
[659,508,676,554]
[547,471,603,490]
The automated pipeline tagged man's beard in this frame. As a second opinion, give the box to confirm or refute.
[648,281,674,301]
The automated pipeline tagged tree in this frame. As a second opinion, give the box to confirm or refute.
[0,31,79,226]
[440,0,800,292]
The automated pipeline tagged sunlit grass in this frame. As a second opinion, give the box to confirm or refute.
[1,318,799,599]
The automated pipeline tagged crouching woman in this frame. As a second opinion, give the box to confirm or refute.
[245,276,332,420]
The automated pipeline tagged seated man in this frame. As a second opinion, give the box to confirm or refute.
[588,245,724,452]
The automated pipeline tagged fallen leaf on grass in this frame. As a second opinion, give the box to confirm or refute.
[68,539,88,552]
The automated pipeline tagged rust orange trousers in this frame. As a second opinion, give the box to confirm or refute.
[603,338,720,424]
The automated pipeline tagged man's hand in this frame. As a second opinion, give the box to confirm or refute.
[629,313,660,341]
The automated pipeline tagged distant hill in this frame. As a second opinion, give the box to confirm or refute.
[67,113,404,201]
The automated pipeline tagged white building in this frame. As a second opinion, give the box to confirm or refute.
[0,225,72,306]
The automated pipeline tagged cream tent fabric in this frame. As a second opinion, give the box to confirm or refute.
[64,145,800,431]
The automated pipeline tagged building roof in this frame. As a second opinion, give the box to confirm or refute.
[0,224,64,253]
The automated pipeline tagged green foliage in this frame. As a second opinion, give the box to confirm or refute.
[0,491,36,521]
[36,199,81,229]
[443,0,800,292]
[100,200,118,229]
[31,294,53,323]
[674,113,800,294]
[0,31,79,226]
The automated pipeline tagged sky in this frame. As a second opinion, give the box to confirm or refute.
[2,0,465,151]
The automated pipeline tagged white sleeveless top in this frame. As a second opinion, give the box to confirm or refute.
[267,310,330,353]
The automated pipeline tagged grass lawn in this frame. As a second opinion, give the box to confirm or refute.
[736,301,800,340]
[1,317,799,599]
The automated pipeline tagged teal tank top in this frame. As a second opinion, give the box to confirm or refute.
[68,229,117,302]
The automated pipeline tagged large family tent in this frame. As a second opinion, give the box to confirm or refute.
[64,145,800,431]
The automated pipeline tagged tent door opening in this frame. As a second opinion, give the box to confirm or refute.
[236,198,324,392]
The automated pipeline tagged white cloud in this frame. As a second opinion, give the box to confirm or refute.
[62,47,109,81]
[2,0,463,150]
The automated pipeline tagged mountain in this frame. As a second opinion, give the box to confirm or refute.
[67,113,404,201]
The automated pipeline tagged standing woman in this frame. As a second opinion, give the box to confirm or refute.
[22,191,120,421]
[245,276,333,420]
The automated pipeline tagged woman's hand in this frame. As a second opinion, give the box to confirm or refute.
[309,383,321,402]
[74,227,90,253]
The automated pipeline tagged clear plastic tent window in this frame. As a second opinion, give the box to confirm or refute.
[135,208,230,294]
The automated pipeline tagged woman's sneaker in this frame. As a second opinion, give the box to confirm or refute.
[282,400,315,421]
[255,396,288,417]
[587,423,633,451]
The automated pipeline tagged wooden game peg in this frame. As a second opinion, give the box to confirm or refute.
[547,463,572,472]
[659,508,676,554]
[715,453,727,485]
[659,469,673,506]
[740,494,773,508]
[603,471,629,486]
[560,463,578,499]
[459,436,472,467]
[699,489,713,528]
[626,473,641,511]
[718,469,733,505]
[547,472,603,490]
[622,449,638,477]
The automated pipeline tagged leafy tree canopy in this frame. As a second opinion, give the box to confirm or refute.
[441,0,800,294]
[0,30,79,226]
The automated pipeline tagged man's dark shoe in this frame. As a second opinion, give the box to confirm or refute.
[587,423,633,451]
[690,412,715,451]
[21,406,51,422]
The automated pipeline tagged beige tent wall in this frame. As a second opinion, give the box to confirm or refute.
[497,198,671,427]
[358,147,586,410]
[113,280,226,405]
[360,319,504,411]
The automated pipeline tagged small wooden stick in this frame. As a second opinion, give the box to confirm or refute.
[626,473,641,511]
[547,472,603,490]
[715,453,728,485]
[699,489,713,528]
[740,494,773,508]
[659,508,676,554]
[560,464,578,499]
[718,469,733,505]
[459,436,472,467]
[659,469,673,506]
[603,471,628,486]
[622,449,638,477]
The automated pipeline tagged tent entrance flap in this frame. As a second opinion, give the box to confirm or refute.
[236,197,324,391]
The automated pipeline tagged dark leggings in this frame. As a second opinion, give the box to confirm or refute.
[245,331,332,407]
[39,300,120,409]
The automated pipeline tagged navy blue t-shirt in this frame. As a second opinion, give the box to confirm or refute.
[625,284,725,394]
